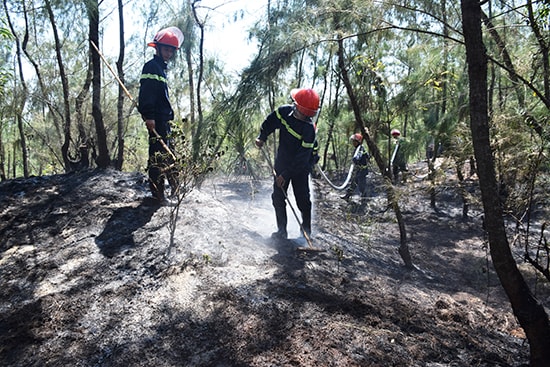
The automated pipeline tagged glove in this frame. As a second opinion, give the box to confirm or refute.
[255,139,265,148]
[276,175,286,188]
[145,119,156,131]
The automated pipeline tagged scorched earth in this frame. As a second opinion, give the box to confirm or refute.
[0,164,537,366]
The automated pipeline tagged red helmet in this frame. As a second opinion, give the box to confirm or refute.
[391,128,401,137]
[148,26,184,49]
[350,133,363,143]
[290,88,320,117]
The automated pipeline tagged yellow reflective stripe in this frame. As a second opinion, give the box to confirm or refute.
[275,109,314,149]
[276,109,302,140]
[141,73,167,83]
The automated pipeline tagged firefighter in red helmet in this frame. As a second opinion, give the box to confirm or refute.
[138,26,184,204]
[342,133,370,200]
[255,88,320,240]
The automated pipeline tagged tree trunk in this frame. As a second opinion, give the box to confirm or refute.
[87,0,110,169]
[322,64,339,172]
[526,0,549,100]
[44,0,73,172]
[4,0,29,178]
[336,34,413,268]
[6,0,66,170]
[0,118,5,180]
[75,50,93,160]
[461,1,550,364]
[184,1,196,150]
[481,11,526,109]
[191,0,205,161]
[115,0,126,170]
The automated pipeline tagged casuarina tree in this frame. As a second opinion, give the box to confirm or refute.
[461,0,550,364]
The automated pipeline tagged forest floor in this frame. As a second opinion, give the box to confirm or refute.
[1,158,547,366]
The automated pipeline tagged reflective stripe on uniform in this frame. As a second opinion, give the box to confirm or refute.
[275,109,301,139]
[140,73,167,83]
[275,109,314,149]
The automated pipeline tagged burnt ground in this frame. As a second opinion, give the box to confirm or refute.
[0,159,546,366]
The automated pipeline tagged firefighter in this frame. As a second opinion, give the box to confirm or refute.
[255,88,320,240]
[390,128,408,183]
[138,26,184,204]
[342,133,370,200]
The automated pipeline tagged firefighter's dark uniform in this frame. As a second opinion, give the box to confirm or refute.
[392,138,408,182]
[347,145,370,198]
[138,54,176,200]
[257,105,316,238]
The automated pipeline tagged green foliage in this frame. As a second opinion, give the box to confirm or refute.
[163,116,221,250]
[0,19,13,98]
[0,0,548,209]
[169,118,218,193]
[491,112,549,217]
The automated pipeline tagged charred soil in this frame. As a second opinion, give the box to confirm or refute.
[0,162,545,366]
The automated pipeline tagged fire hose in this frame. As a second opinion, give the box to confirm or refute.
[315,144,361,190]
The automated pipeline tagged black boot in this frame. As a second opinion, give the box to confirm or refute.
[271,229,287,240]
[149,181,164,201]
[271,207,287,239]
[301,211,311,237]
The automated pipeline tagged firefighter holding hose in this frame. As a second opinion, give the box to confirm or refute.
[255,88,320,240]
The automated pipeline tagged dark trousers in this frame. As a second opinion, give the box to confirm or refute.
[148,122,176,199]
[392,161,407,181]
[272,171,311,235]
[346,167,367,196]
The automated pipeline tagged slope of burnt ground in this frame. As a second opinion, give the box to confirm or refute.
[0,164,541,366]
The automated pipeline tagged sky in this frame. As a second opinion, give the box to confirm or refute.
[198,0,268,73]
[102,0,268,74]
